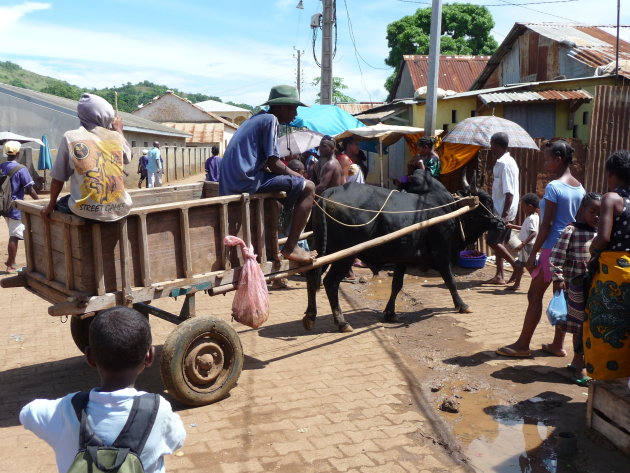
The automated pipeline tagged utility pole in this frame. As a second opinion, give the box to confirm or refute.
[320,0,334,104]
[424,0,442,137]
[294,48,303,98]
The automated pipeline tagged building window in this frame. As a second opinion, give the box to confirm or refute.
[442,124,449,132]
[583,111,589,125]
[131,140,136,148]
[470,110,476,117]
[573,125,578,138]
[144,142,148,148]
[451,110,457,123]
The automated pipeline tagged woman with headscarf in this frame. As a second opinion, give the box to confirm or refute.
[41,94,132,222]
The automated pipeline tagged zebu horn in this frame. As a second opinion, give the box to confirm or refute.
[470,170,478,194]
[461,167,469,192]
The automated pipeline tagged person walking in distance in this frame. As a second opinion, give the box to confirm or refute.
[1,141,39,273]
[147,141,162,188]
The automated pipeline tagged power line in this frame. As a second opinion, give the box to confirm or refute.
[341,0,392,71]
[496,0,585,23]
[397,0,580,4]
[341,0,372,102]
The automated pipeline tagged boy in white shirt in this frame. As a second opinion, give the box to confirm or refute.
[506,193,540,291]
[20,307,185,473]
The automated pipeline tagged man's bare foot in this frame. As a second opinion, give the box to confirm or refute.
[484,276,506,285]
[505,283,520,291]
[496,343,531,357]
[541,343,567,357]
[280,247,317,264]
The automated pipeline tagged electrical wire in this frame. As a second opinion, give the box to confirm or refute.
[341,0,392,71]
[341,0,373,101]
[496,0,585,23]
[396,0,580,4]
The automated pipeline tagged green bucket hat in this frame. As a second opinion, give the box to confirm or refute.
[261,85,308,107]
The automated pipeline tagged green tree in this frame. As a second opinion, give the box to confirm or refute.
[384,3,498,93]
[311,77,357,104]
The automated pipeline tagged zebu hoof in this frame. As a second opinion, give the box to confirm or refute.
[383,312,399,323]
[458,305,472,314]
[302,315,316,331]
[338,323,353,333]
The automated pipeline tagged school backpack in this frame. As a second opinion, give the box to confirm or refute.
[67,392,159,473]
[0,164,24,217]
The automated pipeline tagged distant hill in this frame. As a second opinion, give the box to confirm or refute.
[0,60,259,114]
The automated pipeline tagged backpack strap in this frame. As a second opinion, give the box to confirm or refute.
[112,393,160,456]
[7,163,24,178]
[71,391,106,449]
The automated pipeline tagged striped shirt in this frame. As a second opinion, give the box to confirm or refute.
[549,223,596,282]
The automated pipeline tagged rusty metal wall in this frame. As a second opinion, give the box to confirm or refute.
[585,85,630,194]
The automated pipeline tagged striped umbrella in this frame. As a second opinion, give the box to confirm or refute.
[443,116,538,149]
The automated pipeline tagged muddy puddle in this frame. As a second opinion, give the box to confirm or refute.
[444,385,560,473]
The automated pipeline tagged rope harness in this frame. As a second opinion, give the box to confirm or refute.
[313,190,468,228]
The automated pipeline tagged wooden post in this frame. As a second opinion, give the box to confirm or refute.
[180,208,193,278]
[138,214,152,286]
[219,203,230,270]
[63,223,74,290]
[23,213,34,270]
[255,198,266,263]
[118,219,132,300]
[43,220,54,281]
[91,224,105,295]
[241,193,251,248]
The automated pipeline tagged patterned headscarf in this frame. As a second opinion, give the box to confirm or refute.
[77,93,115,130]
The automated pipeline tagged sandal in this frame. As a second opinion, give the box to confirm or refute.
[574,376,593,387]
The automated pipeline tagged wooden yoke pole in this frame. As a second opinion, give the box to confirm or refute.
[211,196,478,295]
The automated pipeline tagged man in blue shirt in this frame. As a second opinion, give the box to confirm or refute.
[1,141,39,272]
[147,142,162,188]
[220,85,316,264]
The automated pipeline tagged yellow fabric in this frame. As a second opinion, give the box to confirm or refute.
[437,142,481,175]
[583,251,630,380]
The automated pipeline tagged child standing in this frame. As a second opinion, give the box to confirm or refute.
[548,193,601,385]
[19,307,185,473]
[506,193,540,291]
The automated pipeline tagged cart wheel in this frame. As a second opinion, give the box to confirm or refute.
[160,316,243,406]
[70,315,93,353]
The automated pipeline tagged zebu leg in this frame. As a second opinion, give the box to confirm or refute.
[303,268,321,330]
[437,261,471,313]
[323,259,354,333]
[383,264,406,322]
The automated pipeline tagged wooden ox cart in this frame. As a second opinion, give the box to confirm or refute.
[2,181,478,406]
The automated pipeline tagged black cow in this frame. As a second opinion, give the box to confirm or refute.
[304,169,502,332]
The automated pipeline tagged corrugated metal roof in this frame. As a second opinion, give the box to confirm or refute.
[195,99,251,113]
[404,55,491,93]
[336,102,384,115]
[479,88,592,104]
[163,122,224,144]
[0,81,191,137]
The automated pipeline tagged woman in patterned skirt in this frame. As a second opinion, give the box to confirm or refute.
[584,150,630,380]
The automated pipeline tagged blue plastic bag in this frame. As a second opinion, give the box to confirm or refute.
[546,290,567,326]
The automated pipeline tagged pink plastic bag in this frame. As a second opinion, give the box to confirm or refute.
[223,236,269,328]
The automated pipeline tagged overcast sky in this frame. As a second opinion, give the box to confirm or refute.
[0,0,628,107]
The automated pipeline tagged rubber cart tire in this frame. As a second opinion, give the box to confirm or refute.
[70,315,93,353]
[160,316,243,406]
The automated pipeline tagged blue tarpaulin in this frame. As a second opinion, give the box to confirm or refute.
[290,104,364,136]
[38,134,52,170]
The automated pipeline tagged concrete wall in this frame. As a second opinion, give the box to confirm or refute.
[20,145,211,191]
[125,131,187,149]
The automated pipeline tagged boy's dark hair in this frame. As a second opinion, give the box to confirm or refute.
[490,132,509,149]
[521,193,539,208]
[89,307,152,372]
[544,139,574,165]
[288,159,304,173]
[605,150,630,183]
[417,137,435,149]
[211,146,219,156]
[580,192,601,208]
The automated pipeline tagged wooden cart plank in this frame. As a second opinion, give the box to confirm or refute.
[180,208,193,278]
[137,214,152,287]
[91,224,106,295]
[118,218,132,299]
[255,198,266,263]
[24,213,34,270]
[63,223,74,290]
[241,193,251,247]
[219,203,230,270]
[43,220,54,281]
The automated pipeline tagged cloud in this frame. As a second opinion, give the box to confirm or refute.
[0,2,50,33]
